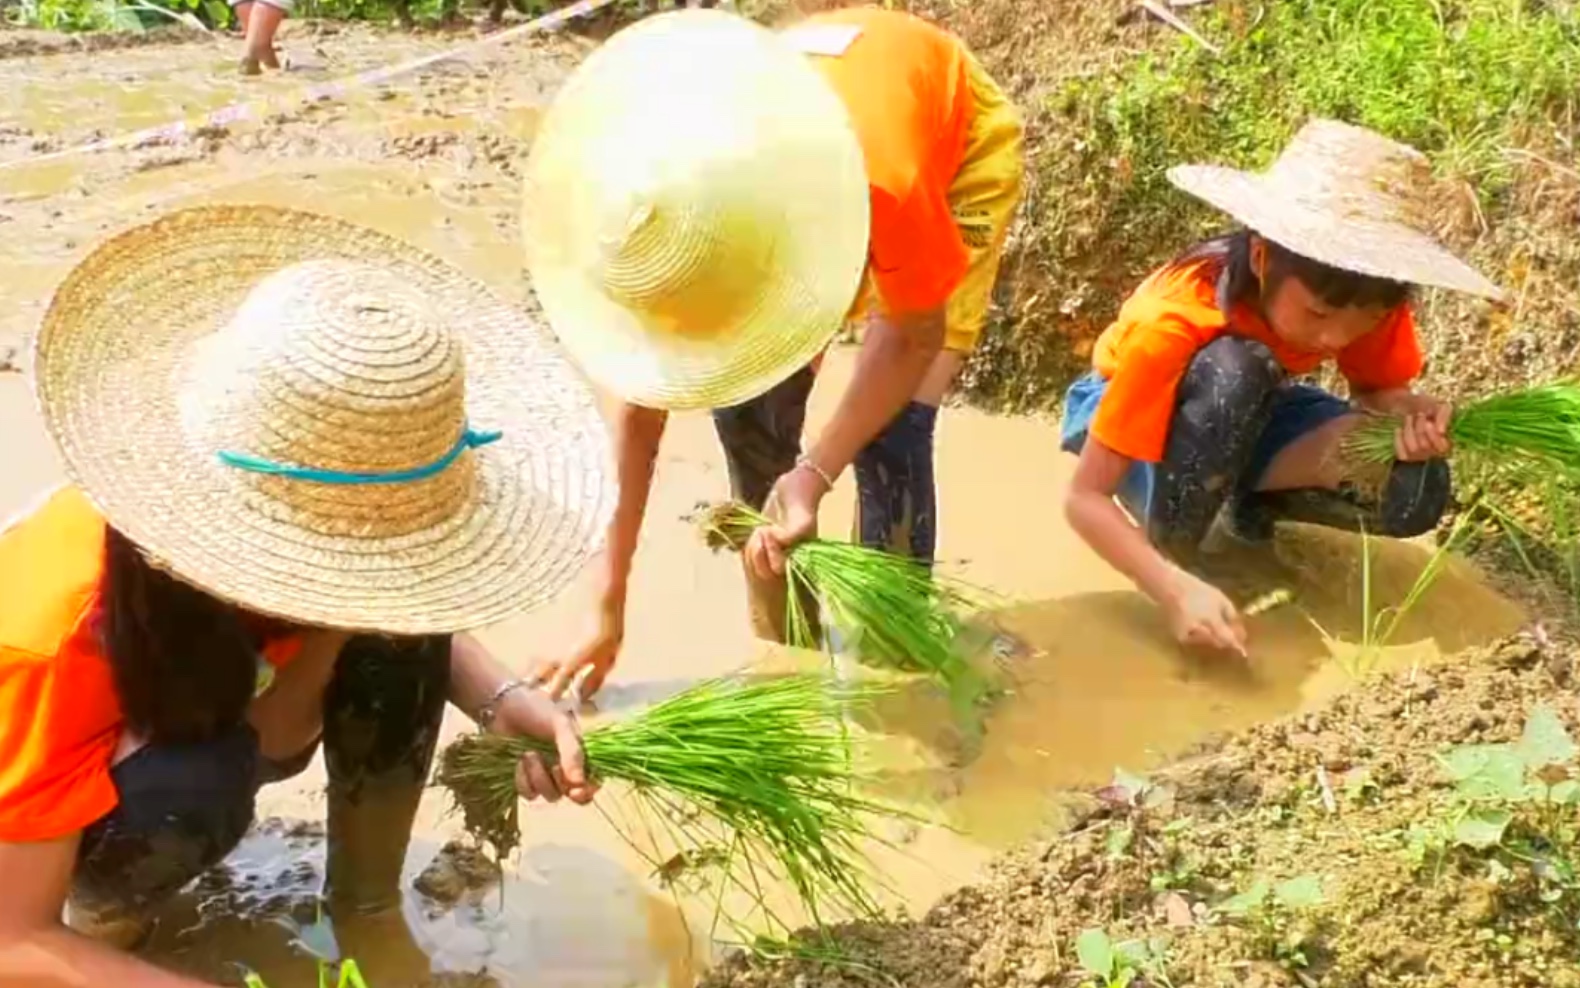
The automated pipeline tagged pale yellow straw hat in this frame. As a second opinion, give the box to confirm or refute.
[32,205,616,635]
[521,8,870,411]
[1169,118,1504,300]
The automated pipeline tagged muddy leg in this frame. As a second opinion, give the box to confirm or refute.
[69,725,262,946]
[322,635,450,916]
[712,365,821,644]
[1146,336,1284,561]
[1220,384,1454,540]
[852,402,939,564]
[238,0,285,73]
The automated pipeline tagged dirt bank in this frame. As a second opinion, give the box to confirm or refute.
[702,631,1580,988]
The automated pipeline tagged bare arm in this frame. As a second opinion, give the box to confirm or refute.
[1063,437,1246,655]
[741,306,946,579]
[594,402,668,618]
[530,401,667,700]
[804,307,946,477]
[0,836,217,988]
[449,633,594,804]
[1063,438,1183,608]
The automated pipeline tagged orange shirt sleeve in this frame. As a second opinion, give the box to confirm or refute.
[1090,315,1214,463]
[1336,305,1423,393]
[0,648,119,843]
[868,181,970,317]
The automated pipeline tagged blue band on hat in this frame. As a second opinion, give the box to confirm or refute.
[217,426,503,485]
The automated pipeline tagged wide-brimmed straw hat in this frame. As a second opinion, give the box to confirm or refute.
[521,8,870,411]
[33,205,616,635]
[1168,118,1504,300]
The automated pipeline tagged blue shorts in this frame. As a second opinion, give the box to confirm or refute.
[1058,371,1353,524]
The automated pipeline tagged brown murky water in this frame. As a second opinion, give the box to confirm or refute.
[0,21,1528,988]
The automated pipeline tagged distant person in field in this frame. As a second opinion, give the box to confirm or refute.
[516,6,1024,699]
[230,0,288,75]
[1061,119,1505,657]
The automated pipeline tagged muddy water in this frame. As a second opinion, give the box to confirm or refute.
[0,22,1530,988]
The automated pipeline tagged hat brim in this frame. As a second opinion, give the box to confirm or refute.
[1168,164,1505,301]
[33,205,616,635]
[522,10,871,412]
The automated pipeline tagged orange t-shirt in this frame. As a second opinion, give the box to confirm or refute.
[0,486,302,844]
[794,7,975,316]
[1090,259,1424,463]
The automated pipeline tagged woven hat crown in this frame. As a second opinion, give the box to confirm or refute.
[592,173,778,340]
[181,259,480,540]
[1266,119,1435,234]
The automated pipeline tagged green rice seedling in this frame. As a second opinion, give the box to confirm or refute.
[692,500,995,711]
[244,958,367,988]
[1300,501,1484,679]
[1343,382,1580,476]
[435,672,915,932]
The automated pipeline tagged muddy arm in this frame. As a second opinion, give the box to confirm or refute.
[0,835,217,988]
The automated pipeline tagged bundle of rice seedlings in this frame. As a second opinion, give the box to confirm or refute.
[692,500,994,707]
[435,672,911,928]
[1342,381,1580,475]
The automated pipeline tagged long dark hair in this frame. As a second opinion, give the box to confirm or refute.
[1169,229,1414,312]
[100,527,283,744]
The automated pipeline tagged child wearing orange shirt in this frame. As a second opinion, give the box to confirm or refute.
[0,206,613,987]
[519,7,1024,697]
[1061,120,1503,656]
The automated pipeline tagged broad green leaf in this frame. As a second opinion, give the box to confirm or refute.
[1075,928,1115,977]
[1453,808,1513,850]
[1114,938,1154,966]
[1551,780,1580,805]
[1440,745,1526,800]
[1516,704,1578,769]
[1106,823,1135,859]
[1274,874,1325,910]
[1216,879,1271,918]
[108,4,144,30]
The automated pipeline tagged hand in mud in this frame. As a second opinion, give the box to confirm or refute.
[745,464,827,580]
[1394,396,1452,462]
[525,608,624,701]
[495,690,598,806]
[1164,572,1248,657]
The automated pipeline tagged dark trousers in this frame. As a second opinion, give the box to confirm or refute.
[1061,336,1452,560]
[712,365,941,564]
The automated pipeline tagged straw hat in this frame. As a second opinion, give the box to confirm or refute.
[32,205,616,635]
[521,8,870,411]
[1168,118,1504,300]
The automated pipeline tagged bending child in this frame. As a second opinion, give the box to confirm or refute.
[1061,119,1503,657]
